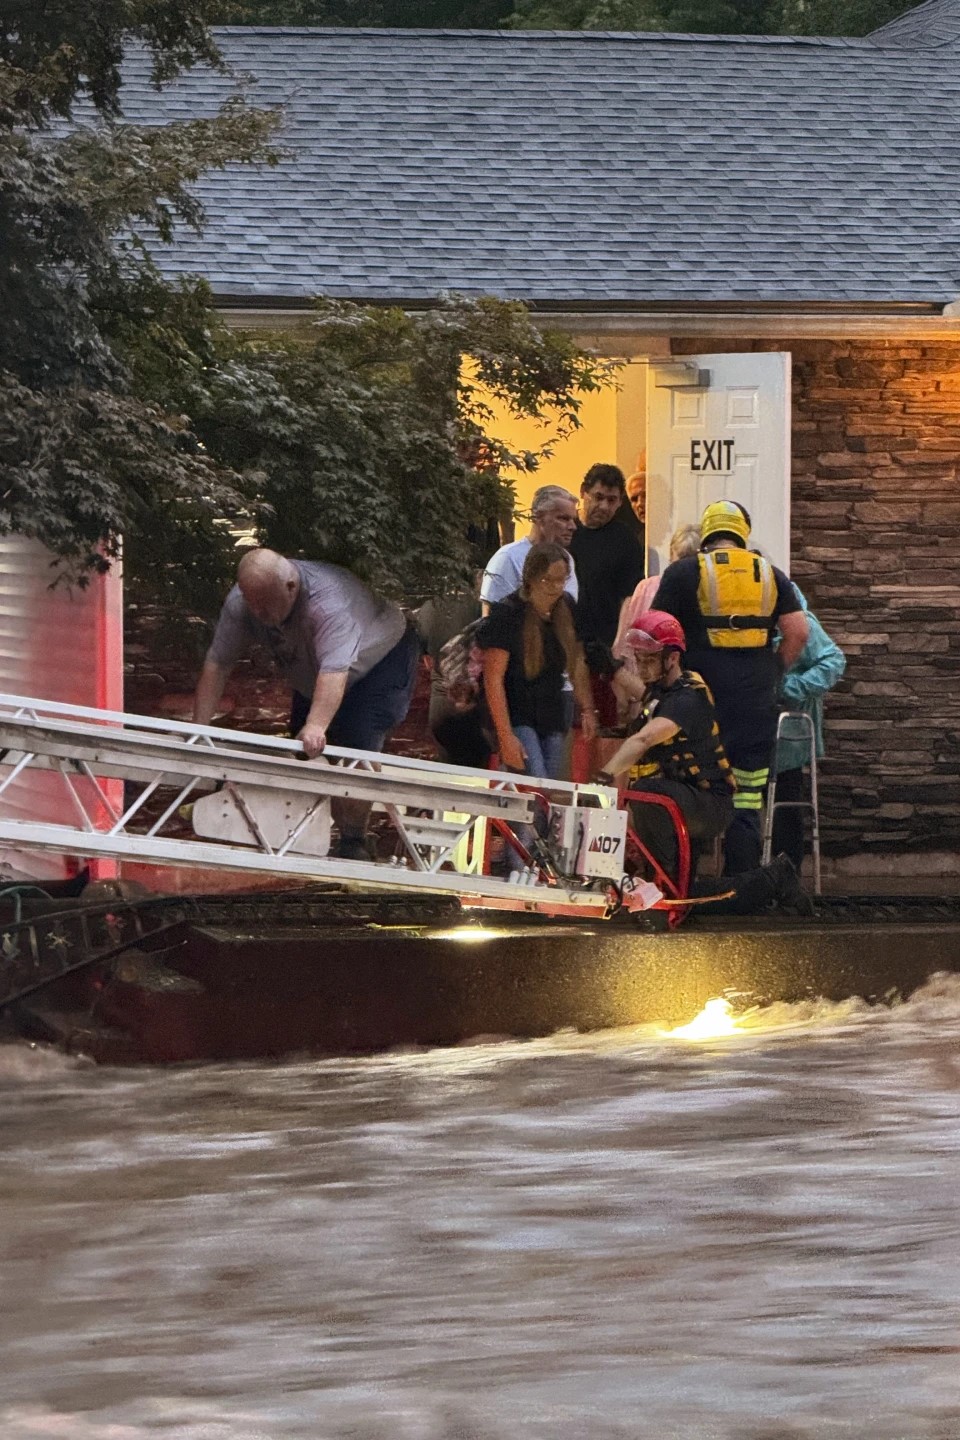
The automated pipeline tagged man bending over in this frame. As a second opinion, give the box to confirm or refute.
[193,548,420,860]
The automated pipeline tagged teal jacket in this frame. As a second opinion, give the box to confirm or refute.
[777,590,846,772]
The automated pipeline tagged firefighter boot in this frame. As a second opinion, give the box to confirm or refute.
[763,853,815,917]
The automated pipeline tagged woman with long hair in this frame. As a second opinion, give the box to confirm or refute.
[478,541,596,777]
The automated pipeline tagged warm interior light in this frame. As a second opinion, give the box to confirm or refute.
[667,997,741,1040]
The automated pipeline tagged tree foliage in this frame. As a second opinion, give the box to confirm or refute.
[2,0,612,613]
[779,0,921,34]
[501,0,922,32]
[108,284,613,604]
[509,0,926,33]
[220,0,926,33]
[0,1,225,122]
[1,5,280,608]
[214,0,508,22]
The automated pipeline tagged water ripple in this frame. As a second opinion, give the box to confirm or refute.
[3,975,960,1437]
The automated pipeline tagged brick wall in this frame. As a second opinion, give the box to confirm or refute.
[675,336,960,867]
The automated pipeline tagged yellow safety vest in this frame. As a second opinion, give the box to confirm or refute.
[696,549,776,649]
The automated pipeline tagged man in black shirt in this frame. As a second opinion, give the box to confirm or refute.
[569,464,646,728]
[569,464,646,648]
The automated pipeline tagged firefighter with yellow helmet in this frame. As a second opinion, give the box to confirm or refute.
[652,500,809,873]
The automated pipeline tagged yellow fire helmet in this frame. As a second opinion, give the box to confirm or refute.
[700,500,750,547]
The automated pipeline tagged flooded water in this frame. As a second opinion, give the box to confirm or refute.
[4,975,960,1439]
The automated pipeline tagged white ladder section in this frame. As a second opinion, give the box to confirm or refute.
[0,694,629,918]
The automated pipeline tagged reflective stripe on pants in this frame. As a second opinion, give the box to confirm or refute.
[732,765,768,812]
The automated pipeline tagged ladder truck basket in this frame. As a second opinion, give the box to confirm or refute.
[621,789,692,928]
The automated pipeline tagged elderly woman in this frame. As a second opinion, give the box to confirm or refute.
[608,523,701,725]
[772,588,846,873]
[613,523,701,655]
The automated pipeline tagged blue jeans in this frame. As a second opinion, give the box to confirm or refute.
[514,726,565,781]
[290,624,421,753]
[508,727,565,872]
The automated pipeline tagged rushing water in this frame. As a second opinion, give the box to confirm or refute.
[4,975,960,1439]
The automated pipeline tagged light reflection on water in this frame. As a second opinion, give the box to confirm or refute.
[3,976,960,1438]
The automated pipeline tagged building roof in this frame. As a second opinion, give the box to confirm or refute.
[114,20,960,308]
[870,0,960,46]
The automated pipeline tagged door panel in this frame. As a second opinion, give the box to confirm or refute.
[646,352,791,575]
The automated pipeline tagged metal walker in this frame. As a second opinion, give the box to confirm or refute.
[761,710,821,895]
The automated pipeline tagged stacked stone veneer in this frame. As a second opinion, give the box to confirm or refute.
[675,336,960,868]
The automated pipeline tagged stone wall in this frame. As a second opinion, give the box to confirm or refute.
[674,336,960,868]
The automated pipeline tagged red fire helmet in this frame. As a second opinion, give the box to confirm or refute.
[624,610,686,655]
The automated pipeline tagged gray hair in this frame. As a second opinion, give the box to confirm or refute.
[531,484,578,517]
[669,524,701,562]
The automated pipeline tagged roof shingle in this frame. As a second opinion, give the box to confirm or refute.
[114,22,960,306]
[870,0,960,47]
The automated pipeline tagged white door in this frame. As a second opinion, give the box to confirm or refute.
[646,352,791,575]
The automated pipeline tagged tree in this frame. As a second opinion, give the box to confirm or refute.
[2,0,611,613]
[214,1,512,25]
[215,0,926,32]
[1,2,280,610]
[155,296,612,600]
[780,0,922,34]
[501,0,921,31]
[107,279,612,604]
[0,2,224,120]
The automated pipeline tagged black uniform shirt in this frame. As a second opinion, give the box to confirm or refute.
[653,551,800,708]
[631,672,736,799]
[569,520,646,646]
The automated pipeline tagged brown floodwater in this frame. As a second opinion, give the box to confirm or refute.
[3,972,960,1438]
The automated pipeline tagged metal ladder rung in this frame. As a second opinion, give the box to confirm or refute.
[393,817,470,846]
[0,694,625,920]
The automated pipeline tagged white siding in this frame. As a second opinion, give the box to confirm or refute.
[0,538,123,879]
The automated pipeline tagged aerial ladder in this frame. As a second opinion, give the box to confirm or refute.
[0,693,692,926]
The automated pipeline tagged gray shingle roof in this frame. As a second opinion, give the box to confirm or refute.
[870,0,960,46]
[114,22,960,306]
